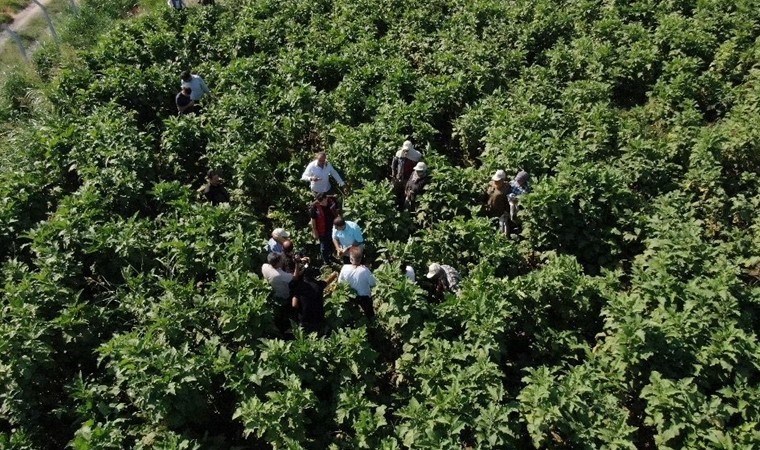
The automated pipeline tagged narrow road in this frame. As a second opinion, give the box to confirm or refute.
[0,0,56,51]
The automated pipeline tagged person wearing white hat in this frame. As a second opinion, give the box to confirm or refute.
[426,263,461,295]
[404,161,429,211]
[266,228,290,254]
[391,140,423,208]
[486,169,510,235]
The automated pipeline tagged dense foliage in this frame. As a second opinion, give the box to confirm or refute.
[1,0,759,448]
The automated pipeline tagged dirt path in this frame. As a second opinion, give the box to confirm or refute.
[0,0,56,51]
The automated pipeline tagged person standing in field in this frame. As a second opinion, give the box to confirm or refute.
[301,152,346,195]
[176,86,194,115]
[309,192,340,265]
[486,169,509,235]
[391,140,422,208]
[197,169,230,205]
[404,162,429,211]
[507,170,531,234]
[180,71,211,103]
[338,248,377,320]
[168,0,185,9]
[289,264,337,335]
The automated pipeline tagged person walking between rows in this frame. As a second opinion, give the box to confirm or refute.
[332,217,364,264]
[310,192,340,265]
[404,162,429,211]
[486,169,509,235]
[338,248,377,319]
[301,152,346,195]
[391,140,422,208]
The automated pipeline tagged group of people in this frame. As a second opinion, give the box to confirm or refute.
[175,71,211,116]
[178,70,532,334]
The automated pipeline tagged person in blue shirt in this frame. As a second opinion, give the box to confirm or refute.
[266,228,290,254]
[508,170,531,221]
[331,217,364,264]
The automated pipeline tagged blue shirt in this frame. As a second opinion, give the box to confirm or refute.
[509,180,530,197]
[332,221,364,248]
[266,238,284,254]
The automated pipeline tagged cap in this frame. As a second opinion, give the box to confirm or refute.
[414,162,427,172]
[491,169,507,181]
[515,170,529,183]
[426,263,442,278]
[402,140,414,152]
[272,228,290,239]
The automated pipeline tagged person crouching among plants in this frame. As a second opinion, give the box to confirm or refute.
[332,217,365,264]
[485,169,509,235]
[426,263,461,298]
[197,169,230,205]
[404,162,429,211]
[338,247,377,320]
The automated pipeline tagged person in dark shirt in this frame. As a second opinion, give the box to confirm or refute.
[198,170,230,205]
[404,161,430,211]
[309,192,340,265]
[176,86,194,115]
[289,265,337,334]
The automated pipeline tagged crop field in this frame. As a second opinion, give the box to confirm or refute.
[0,0,759,448]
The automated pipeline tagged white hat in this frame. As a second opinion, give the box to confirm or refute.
[413,162,427,172]
[272,228,290,239]
[402,140,414,151]
[491,169,507,181]
[426,263,442,278]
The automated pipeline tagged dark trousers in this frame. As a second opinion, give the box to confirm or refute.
[354,295,375,320]
[318,235,334,264]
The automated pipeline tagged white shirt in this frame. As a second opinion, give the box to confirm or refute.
[301,160,345,193]
[404,265,416,283]
[180,74,210,101]
[338,264,377,297]
[261,264,293,299]
[395,147,422,162]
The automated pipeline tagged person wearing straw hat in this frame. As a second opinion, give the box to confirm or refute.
[404,161,429,211]
[486,169,510,235]
[426,263,461,296]
[266,228,290,254]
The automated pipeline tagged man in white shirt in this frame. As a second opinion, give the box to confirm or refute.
[180,71,210,102]
[338,248,377,319]
[301,152,346,194]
